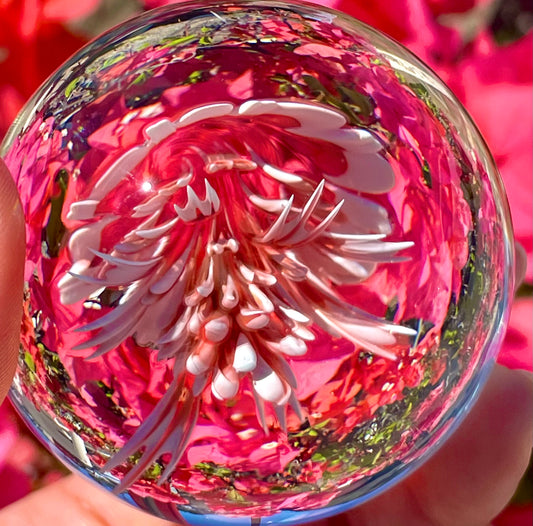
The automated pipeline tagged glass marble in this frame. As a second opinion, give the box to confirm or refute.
[2,1,514,524]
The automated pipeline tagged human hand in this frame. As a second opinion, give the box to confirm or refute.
[0,159,530,526]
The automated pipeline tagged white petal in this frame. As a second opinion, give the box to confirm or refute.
[211,369,240,400]
[145,119,176,144]
[324,252,376,283]
[204,316,230,343]
[248,193,291,213]
[238,99,280,116]
[186,353,210,375]
[249,284,274,313]
[253,270,277,286]
[253,358,286,404]
[221,274,239,310]
[90,248,162,268]
[58,261,100,305]
[101,263,157,286]
[288,128,381,153]
[279,305,310,323]
[196,258,215,297]
[188,310,204,335]
[292,326,315,341]
[149,243,192,295]
[233,334,257,373]
[68,216,114,261]
[178,103,234,126]
[328,188,392,235]
[131,195,168,218]
[342,240,414,255]
[90,145,150,201]
[241,312,270,330]
[239,100,346,129]
[331,152,395,194]
[275,101,346,128]
[205,179,220,212]
[279,335,307,356]
[238,263,255,283]
[258,195,295,243]
[135,217,179,239]
[262,163,303,184]
[66,200,99,221]
[314,309,398,361]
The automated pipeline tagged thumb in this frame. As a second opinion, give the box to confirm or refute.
[0,158,25,403]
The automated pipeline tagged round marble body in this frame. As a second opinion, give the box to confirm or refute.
[2,1,513,524]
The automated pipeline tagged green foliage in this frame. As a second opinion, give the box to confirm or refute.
[42,169,68,258]
[422,160,432,188]
[24,351,36,373]
[102,52,126,69]
[302,75,374,125]
[195,461,234,480]
[65,77,82,99]
[160,34,197,49]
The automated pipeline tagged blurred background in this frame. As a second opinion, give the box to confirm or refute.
[0,0,531,523]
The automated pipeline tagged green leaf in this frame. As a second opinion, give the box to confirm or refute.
[102,53,126,69]
[24,351,36,373]
[422,160,433,188]
[226,488,245,502]
[302,75,363,124]
[65,78,82,100]
[270,486,288,494]
[187,70,205,84]
[130,70,152,86]
[42,169,69,258]
[385,297,399,321]
[144,462,162,479]
[336,84,374,117]
[195,461,233,479]
[161,34,197,49]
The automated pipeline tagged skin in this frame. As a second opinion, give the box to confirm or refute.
[0,159,530,526]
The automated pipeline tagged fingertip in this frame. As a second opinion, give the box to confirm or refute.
[0,475,178,526]
[0,158,25,403]
[408,363,533,525]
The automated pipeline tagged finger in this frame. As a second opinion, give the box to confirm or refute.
[0,474,177,526]
[313,364,533,526]
[0,158,25,403]
[405,365,533,525]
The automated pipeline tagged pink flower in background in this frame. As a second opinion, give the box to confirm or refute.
[430,31,533,283]
[0,0,102,139]
[320,0,464,65]
[498,298,533,372]
[0,404,33,507]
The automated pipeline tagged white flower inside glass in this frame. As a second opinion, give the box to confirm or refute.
[2,1,514,525]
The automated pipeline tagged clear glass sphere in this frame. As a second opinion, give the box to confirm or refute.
[2,1,514,524]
